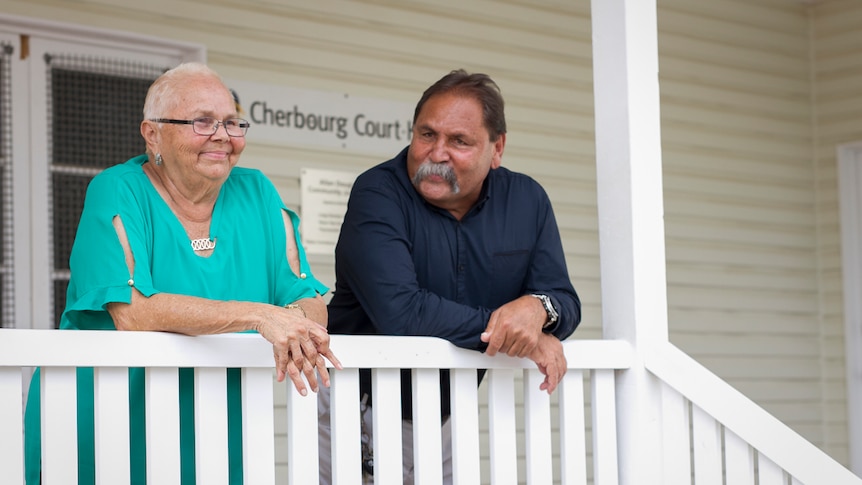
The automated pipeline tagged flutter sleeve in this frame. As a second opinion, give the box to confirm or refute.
[62,167,158,329]
[284,205,328,297]
[258,172,327,304]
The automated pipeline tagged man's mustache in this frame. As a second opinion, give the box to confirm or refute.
[412,161,460,194]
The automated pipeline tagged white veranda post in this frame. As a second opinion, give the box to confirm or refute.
[591,0,670,483]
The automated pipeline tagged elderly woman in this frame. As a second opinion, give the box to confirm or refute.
[24,62,339,484]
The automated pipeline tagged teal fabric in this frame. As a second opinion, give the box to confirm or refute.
[24,154,327,484]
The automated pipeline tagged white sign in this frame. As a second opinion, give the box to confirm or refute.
[226,78,414,155]
[299,168,358,255]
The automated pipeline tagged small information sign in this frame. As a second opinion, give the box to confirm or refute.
[300,168,358,255]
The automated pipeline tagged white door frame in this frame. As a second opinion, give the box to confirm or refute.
[838,140,862,474]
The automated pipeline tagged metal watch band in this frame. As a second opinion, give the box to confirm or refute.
[530,293,559,329]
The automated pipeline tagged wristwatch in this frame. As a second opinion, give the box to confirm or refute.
[530,294,558,329]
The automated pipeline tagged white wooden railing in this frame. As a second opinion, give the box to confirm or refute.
[0,329,630,484]
[645,343,862,485]
[0,329,859,484]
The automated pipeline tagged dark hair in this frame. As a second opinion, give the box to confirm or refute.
[413,69,507,142]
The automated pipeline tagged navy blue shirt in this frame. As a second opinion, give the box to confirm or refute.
[328,147,581,414]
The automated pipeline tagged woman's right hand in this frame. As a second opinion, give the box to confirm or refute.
[256,305,341,396]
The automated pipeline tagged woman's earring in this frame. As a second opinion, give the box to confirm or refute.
[155,153,163,166]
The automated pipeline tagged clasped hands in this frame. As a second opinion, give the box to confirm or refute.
[257,306,342,396]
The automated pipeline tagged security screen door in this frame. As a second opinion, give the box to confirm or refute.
[46,54,166,327]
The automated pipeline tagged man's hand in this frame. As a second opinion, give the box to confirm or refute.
[528,333,567,394]
[481,295,547,357]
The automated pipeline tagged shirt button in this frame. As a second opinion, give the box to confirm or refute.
[127,279,134,286]
[300,273,307,279]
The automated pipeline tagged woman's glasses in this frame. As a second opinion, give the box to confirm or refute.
[150,117,250,137]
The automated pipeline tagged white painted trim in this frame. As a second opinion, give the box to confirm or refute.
[5,33,30,332]
[27,36,53,330]
[591,0,668,483]
[838,141,862,474]
[0,13,205,61]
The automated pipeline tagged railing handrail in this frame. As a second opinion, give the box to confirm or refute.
[0,328,631,485]
[646,342,862,484]
[4,328,859,484]
[0,329,633,370]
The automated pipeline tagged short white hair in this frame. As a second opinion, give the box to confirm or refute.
[142,62,227,120]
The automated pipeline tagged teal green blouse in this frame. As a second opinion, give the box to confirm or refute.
[25,154,327,484]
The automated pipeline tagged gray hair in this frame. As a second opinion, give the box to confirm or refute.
[142,62,227,120]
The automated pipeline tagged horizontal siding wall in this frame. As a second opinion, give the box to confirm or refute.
[655,0,841,461]
[812,0,862,467]
[3,0,855,475]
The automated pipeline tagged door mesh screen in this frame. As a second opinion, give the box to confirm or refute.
[0,44,12,328]
[46,54,168,327]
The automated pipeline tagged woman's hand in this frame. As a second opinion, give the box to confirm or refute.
[256,305,342,396]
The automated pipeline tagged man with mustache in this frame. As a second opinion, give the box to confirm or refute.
[320,69,581,484]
